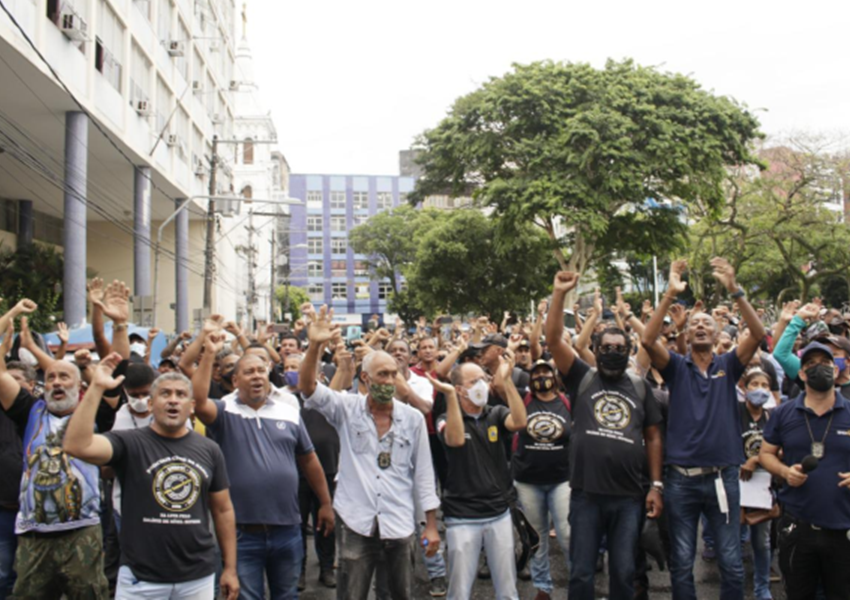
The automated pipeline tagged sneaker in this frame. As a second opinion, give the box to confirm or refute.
[477,560,491,580]
[297,570,306,591]
[518,565,531,581]
[701,545,716,561]
[534,591,552,600]
[429,576,447,597]
[319,569,337,588]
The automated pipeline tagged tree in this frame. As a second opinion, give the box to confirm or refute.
[0,243,63,332]
[274,284,310,322]
[405,210,556,316]
[349,205,446,294]
[410,59,763,298]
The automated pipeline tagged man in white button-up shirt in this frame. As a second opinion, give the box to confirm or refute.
[300,306,441,600]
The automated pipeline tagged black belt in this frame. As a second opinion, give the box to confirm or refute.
[237,523,284,534]
[784,515,850,536]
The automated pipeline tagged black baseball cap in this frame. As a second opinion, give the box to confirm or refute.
[470,334,508,350]
[530,359,555,374]
[799,341,834,366]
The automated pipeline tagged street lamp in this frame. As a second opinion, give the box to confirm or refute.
[152,195,303,328]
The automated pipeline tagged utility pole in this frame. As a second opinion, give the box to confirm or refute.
[203,135,218,312]
[246,208,256,329]
[269,228,276,323]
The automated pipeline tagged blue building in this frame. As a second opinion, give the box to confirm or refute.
[288,174,415,323]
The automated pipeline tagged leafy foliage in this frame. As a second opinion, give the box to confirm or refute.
[274,285,310,321]
[0,243,63,332]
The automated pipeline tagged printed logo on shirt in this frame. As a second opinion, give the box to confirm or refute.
[593,395,631,430]
[276,421,286,430]
[488,426,499,443]
[711,370,727,380]
[152,462,202,512]
[527,412,565,444]
[744,432,763,458]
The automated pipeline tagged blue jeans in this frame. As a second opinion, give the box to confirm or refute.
[515,480,570,594]
[115,566,215,599]
[742,520,772,599]
[568,489,643,600]
[0,508,16,600]
[444,510,518,600]
[665,467,744,600]
[236,524,304,600]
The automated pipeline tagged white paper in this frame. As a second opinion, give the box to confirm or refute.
[740,471,773,510]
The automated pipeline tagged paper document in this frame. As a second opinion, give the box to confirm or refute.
[740,471,772,510]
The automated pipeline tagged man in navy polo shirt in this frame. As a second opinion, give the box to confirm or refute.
[192,334,334,600]
[643,257,765,600]
[760,342,850,599]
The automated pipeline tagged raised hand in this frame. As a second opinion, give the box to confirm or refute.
[19,317,35,349]
[593,288,603,316]
[780,300,801,324]
[307,305,339,344]
[205,332,226,354]
[553,271,579,294]
[87,278,104,305]
[147,327,160,341]
[57,322,70,345]
[74,348,92,368]
[180,330,193,340]
[668,260,688,297]
[95,280,130,323]
[13,299,37,316]
[797,302,820,322]
[537,300,548,317]
[710,257,738,293]
[202,314,225,335]
[642,299,654,317]
[668,304,687,331]
[424,372,456,397]
[90,352,126,389]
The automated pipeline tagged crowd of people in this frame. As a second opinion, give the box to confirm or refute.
[0,258,849,600]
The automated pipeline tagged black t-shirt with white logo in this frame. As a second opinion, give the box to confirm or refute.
[437,405,512,519]
[739,404,768,459]
[511,396,571,485]
[104,427,229,584]
[561,359,662,498]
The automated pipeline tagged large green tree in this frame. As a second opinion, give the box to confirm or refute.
[0,243,63,332]
[410,59,763,290]
[405,210,556,316]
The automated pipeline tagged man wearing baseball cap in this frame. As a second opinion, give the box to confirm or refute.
[760,342,850,599]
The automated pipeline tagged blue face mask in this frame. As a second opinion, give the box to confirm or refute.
[835,357,846,373]
[746,388,771,407]
[284,371,299,388]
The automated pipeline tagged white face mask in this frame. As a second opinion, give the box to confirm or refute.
[18,348,38,368]
[130,342,147,356]
[128,395,150,414]
[466,379,489,407]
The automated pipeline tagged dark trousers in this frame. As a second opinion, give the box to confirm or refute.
[778,514,850,600]
[299,475,336,573]
[428,434,448,489]
[336,516,413,600]
[99,480,119,593]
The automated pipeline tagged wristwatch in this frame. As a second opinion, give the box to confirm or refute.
[651,481,664,492]
[730,288,746,300]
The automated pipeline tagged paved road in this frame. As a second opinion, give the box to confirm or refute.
[299,529,787,599]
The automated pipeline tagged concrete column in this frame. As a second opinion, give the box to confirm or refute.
[175,199,189,333]
[133,166,152,296]
[17,200,33,248]
[63,112,88,328]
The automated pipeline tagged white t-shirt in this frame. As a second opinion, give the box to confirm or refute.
[406,370,434,409]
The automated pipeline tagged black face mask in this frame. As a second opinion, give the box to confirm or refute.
[221,369,235,384]
[804,364,835,392]
[596,351,629,379]
[531,375,555,393]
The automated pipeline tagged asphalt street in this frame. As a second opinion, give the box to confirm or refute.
[298,528,787,600]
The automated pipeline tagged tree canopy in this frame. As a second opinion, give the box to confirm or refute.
[410,59,763,283]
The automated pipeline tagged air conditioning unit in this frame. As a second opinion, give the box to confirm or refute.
[194,159,206,177]
[167,40,184,57]
[209,40,220,53]
[135,100,153,117]
[192,80,203,94]
[60,12,88,41]
[211,113,223,124]
[165,134,179,147]
[229,80,239,91]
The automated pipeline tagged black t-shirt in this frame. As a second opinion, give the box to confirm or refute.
[208,381,226,400]
[511,395,571,485]
[739,404,768,460]
[437,405,512,519]
[297,394,340,476]
[561,359,662,498]
[104,427,229,584]
[0,410,22,509]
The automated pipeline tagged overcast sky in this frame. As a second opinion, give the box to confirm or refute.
[246,0,850,176]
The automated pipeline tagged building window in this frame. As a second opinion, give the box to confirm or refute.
[307,238,322,254]
[95,0,123,92]
[308,261,323,277]
[306,191,323,209]
[130,42,151,105]
[378,283,393,300]
[331,283,347,300]
[329,191,346,210]
[353,191,368,210]
[331,238,347,254]
[157,0,172,42]
[133,0,152,21]
[155,76,171,138]
[352,215,367,228]
[376,192,393,211]
[331,260,347,277]
[330,217,346,232]
[355,283,370,299]
[353,261,368,277]
[243,139,254,165]
[399,192,409,205]
[307,284,324,301]
[307,216,322,232]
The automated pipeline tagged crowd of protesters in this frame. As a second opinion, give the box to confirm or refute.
[0,257,849,600]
